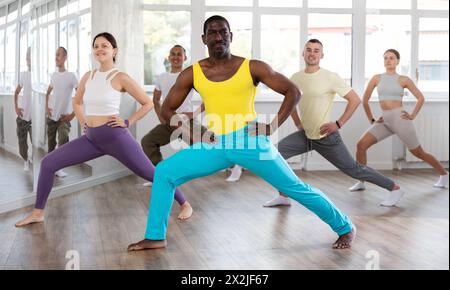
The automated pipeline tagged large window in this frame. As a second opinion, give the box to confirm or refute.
[0,0,90,93]
[418,18,449,94]
[59,20,67,48]
[2,0,20,92]
[365,15,412,85]
[0,0,29,93]
[366,0,411,9]
[31,0,91,91]
[308,13,352,84]
[308,0,352,8]
[418,0,449,10]
[67,17,78,72]
[144,0,190,4]
[19,18,29,73]
[261,15,300,78]
[143,1,449,100]
[206,0,253,6]
[21,0,29,15]
[363,1,449,99]
[78,12,91,74]
[0,24,4,89]
[260,0,302,7]
[0,7,6,25]
[143,10,191,85]
[7,0,18,22]
[4,23,16,91]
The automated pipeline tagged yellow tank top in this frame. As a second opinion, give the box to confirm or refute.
[193,59,257,135]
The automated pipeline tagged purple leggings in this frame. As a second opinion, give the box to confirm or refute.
[35,124,187,209]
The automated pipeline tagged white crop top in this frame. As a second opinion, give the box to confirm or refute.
[83,68,123,116]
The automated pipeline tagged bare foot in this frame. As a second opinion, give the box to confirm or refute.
[178,201,193,221]
[332,227,356,250]
[15,209,45,228]
[127,239,167,252]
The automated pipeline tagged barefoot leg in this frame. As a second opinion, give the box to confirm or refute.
[127,239,167,252]
[333,227,356,250]
[177,202,193,221]
[15,209,45,228]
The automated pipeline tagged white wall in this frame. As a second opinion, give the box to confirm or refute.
[0,94,22,156]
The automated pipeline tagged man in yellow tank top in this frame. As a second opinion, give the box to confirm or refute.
[129,16,355,252]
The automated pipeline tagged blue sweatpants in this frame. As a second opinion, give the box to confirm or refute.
[145,126,353,240]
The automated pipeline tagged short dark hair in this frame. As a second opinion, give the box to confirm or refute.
[384,49,400,60]
[306,39,323,47]
[58,46,68,56]
[203,15,231,35]
[172,45,187,55]
[93,32,118,63]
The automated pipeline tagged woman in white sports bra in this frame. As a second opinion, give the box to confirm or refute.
[350,49,448,194]
[16,32,193,228]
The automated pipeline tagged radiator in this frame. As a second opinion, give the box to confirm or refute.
[406,115,449,162]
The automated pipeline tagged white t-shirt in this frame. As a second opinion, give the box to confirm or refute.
[49,71,78,121]
[155,72,194,114]
[18,71,32,122]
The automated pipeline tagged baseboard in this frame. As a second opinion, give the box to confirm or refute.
[289,161,448,172]
[400,161,449,170]
[0,169,132,215]
[1,143,21,159]
[289,162,394,171]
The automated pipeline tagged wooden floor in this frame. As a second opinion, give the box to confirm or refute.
[0,147,92,203]
[0,148,33,202]
[0,169,448,270]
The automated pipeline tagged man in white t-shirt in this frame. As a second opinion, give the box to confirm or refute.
[141,45,206,186]
[45,47,78,177]
[14,48,32,171]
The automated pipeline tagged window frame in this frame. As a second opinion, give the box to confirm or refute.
[0,0,31,94]
[142,0,449,100]
[29,0,91,92]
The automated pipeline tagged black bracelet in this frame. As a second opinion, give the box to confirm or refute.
[371,118,376,124]
[336,120,341,129]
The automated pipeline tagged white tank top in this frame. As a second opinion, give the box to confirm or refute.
[83,68,123,116]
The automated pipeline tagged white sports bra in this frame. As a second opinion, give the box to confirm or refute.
[83,68,123,116]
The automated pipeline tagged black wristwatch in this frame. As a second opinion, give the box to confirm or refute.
[336,120,342,129]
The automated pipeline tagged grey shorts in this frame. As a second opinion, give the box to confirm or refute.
[365,107,420,150]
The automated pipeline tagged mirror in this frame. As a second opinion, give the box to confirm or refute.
[30,0,132,205]
[0,2,33,205]
[31,1,92,195]
[1,0,136,213]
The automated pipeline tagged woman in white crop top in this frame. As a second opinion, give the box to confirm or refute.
[16,32,193,228]
[350,49,448,193]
